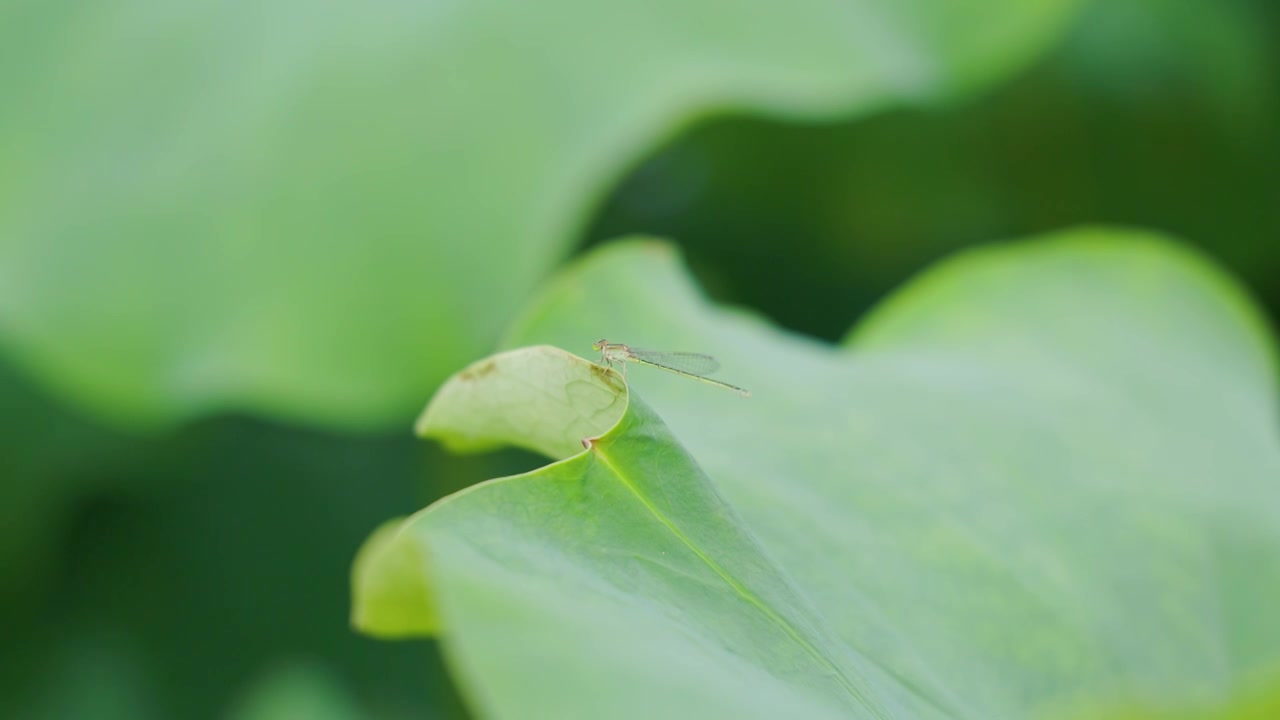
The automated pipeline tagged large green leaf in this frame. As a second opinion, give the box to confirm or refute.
[0,0,1080,429]
[354,227,1280,718]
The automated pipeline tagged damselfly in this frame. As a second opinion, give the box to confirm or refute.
[592,339,750,397]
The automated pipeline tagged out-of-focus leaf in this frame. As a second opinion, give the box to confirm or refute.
[0,360,141,599]
[351,517,439,639]
[0,0,1081,429]
[354,229,1279,718]
[19,634,158,720]
[223,662,363,720]
[1050,669,1280,720]
[0,412,477,720]
[586,2,1280,345]
[1061,0,1276,127]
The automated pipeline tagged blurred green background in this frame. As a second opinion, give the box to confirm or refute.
[2,0,1277,718]
[591,0,1280,341]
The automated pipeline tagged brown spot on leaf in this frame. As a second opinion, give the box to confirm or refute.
[589,362,626,392]
[458,359,497,382]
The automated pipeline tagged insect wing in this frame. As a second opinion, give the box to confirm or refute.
[626,349,720,376]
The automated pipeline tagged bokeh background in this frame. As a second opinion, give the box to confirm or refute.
[3,0,1277,718]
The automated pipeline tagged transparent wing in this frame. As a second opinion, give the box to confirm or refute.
[626,349,720,376]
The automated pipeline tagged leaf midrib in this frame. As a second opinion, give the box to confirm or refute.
[589,441,888,720]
